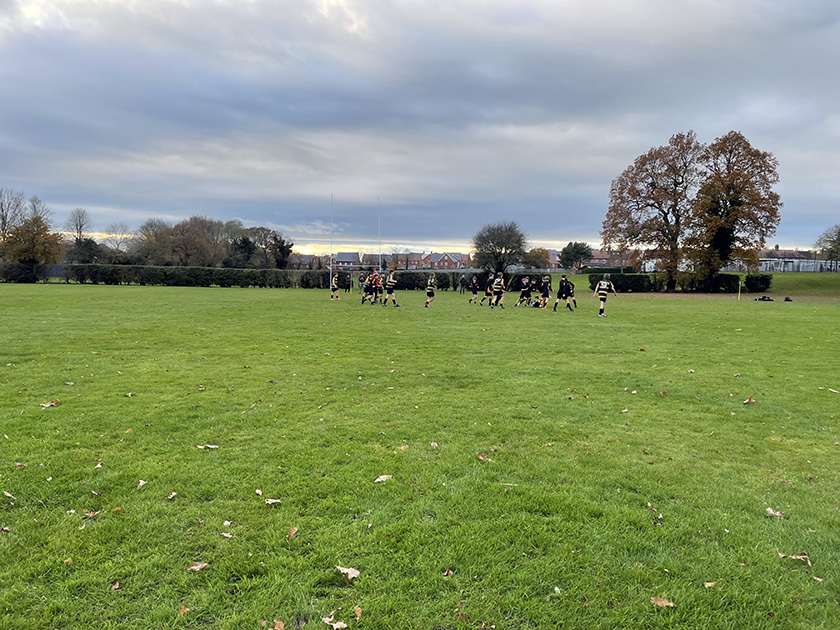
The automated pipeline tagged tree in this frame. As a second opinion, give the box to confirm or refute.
[559,242,593,272]
[249,226,294,269]
[65,237,106,264]
[814,224,840,272]
[134,218,173,265]
[520,247,550,269]
[602,131,704,292]
[472,220,527,274]
[0,188,25,247]
[104,222,134,253]
[2,215,65,267]
[63,208,93,242]
[25,195,51,220]
[687,131,782,276]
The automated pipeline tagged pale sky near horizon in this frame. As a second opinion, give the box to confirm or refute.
[1,0,838,254]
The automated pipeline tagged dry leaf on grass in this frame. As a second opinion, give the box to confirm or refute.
[336,565,360,580]
[110,582,120,590]
[265,498,282,505]
[1,527,10,533]
[3,491,16,500]
[777,549,811,566]
[399,445,409,450]
[477,453,493,462]
[743,396,756,404]
[651,596,675,608]
[321,612,347,630]
[40,400,58,408]
[168,492,178,500]
[220,532,232,539]
[178,604,189,617]
[354,606,361,620]
[286,526,298,539]
[137,480,146,490]
[704,582,717,588]
[188,562,210,572]
[430,442,438,448]
[766,507,786,518]
[374,475,392,483]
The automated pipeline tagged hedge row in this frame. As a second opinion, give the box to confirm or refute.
[587,272,773,293]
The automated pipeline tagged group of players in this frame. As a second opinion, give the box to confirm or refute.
[331,270,618,316]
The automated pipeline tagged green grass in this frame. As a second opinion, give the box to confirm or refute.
[767,273,840,299]
[1,279,839,629]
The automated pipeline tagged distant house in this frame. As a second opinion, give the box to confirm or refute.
[288,253,315,270]
[586,249,619,268]
[332,252,361,268]
[757,246,817,272]
[421,252,472,269]
[407,253,424,269]
[361,253,392,269]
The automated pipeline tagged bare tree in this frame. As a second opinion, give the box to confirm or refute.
[64,208,93,242]
[472,221,528,274]
[104,222,134,252]
[24,195,51,220]
[0,188,25,244]
[134,218,173,265]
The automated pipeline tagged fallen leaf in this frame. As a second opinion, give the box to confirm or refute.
[82,509,100,518]
[766,507,785,518]
[813,576,823,582]
[125,393,132,398]
[399,445,409,450]
[94,462,103,468]
[743,396,756,404]
[110,582,120,590]
[443,569,454,576]
[651,596,675,608]
[64,557,73,563]
[354,606,361,619]
[137,480,146,489]
[286,526,298,539]
[321,612,347,630]
[477,453,492,462]
[336,565,360,580]
[265,498,282,505]
[621,408,629,413]
[1,527,10,533]
[178,604,189,616]
[688,370,695,373]
[273,621,285,630]
[220,532,232,538]
[777,549,811,566]
[704,582,716,588]
[430,441,438,448]
[374,475,392,483]
[3,491,16,500]
[168,492,178,500]
[256,489,263,496]
[65,382,74,386]
[188,562,210,572]
[40,400,58,408]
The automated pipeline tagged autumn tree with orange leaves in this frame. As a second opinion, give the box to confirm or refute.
[602,130,781,291]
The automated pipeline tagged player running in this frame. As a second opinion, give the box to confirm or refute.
[490,274,506,309]
[594,273,618,317]
[538,275,551,309]
[468,276,480,304]
[479,273,494,306]
[424,273,436,308]
[514,277,534,307]
[553,274,574,312]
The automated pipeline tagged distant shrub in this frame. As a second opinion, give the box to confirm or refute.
[744,274,772,293]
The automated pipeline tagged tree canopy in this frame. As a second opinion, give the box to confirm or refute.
[602,130,781,290]
[472,221,527,274]
[559,241,593,272]
[520,247,550,269]
[814,223,840,271]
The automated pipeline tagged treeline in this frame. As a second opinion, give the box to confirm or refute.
[584,270,772,293]
[0,188,294,270]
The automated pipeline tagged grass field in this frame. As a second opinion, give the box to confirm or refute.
[1,278,839,629]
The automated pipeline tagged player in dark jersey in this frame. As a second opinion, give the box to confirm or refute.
[468,276,480,304]
[424,273,436,308]
[362,271,378,305]
[539,275,551,309]
[479,273,494,306]
[383,271,399,307]
[553,274,574,311]
[490,274,505,308]
[593,273,617,317]
[359,273,368,304]
[514,277,533,307]
[330,274,341,300]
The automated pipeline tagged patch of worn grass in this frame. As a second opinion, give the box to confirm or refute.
[1,283,839,629]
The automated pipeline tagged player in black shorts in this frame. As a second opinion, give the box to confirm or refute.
[594,273,618,317]
[514,277,533,307]
[539,275,551,309]
[490,274,505,309]
[468,276,480,304]
[424,273,436,308]
[553,274,574,311]
[383,271,399,307]
[330,274,341,300]
[479,273,494,306]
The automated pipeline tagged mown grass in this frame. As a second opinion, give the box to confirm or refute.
[1,279,839,629]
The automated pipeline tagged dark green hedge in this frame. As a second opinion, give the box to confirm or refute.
[588,273,653,293]
[0,262,49,283]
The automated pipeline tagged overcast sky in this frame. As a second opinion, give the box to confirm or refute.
[1,0,838,254]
